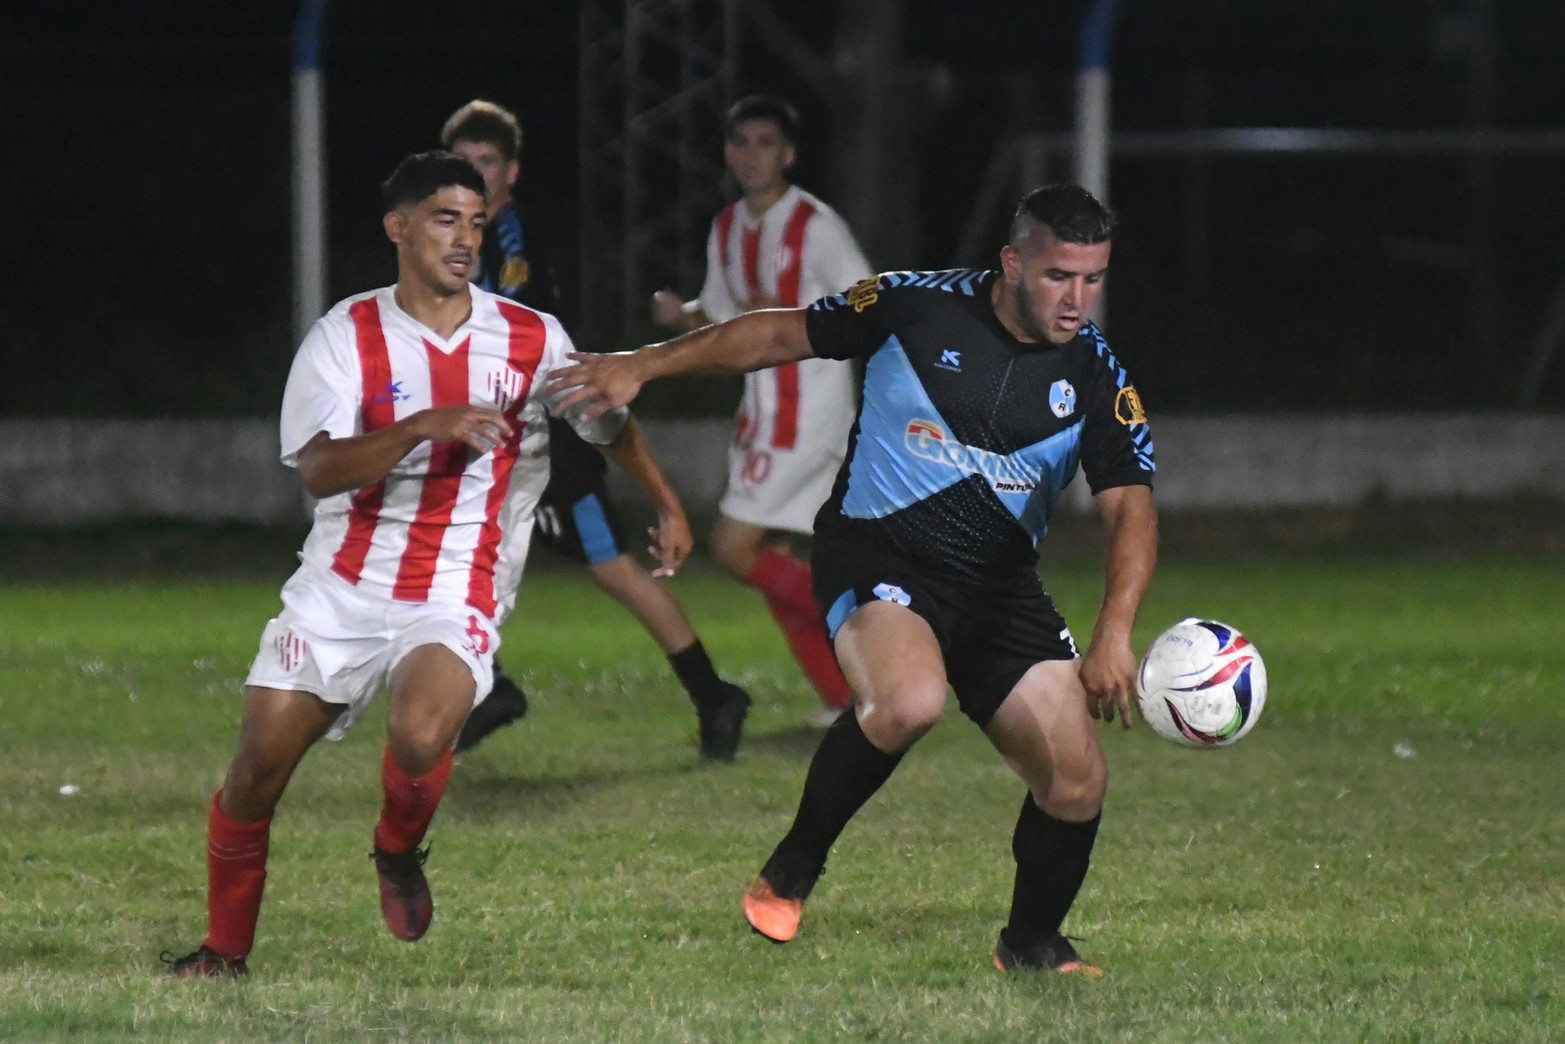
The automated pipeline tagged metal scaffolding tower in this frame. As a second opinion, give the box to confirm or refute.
[579,0,737,346]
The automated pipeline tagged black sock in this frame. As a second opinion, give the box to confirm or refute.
[668,640,725,710]
[1005,795,1101,945]
[764,710,905,896]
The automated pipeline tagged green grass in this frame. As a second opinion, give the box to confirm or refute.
[2,550,1562,1041]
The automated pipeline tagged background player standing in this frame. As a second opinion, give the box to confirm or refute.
[439,99,751,760]
[553,184,1159,976]
[652,96,873,726]
[164,151,692,977]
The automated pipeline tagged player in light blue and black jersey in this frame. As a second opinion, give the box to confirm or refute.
[440,99,751,760]
[550,184,1159,974]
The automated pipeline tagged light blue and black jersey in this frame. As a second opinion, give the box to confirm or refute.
[804,269,1155,586]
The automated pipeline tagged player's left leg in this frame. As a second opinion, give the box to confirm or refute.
[374,642,478,942]
[587,553,752,761]
[984,659,1108,976]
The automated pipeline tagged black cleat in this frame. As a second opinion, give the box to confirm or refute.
[161,945,248,979]
[993,930,1105,977]
[372,845,433,941]
[456,674,529,753]
[698,682,751,762]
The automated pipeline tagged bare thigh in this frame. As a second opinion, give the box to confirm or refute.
[833,601,949,753]
[386,643,479,774]
[983,659,1108,822]
[221,685,344,822]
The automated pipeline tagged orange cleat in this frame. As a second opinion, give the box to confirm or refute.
[743,876,808,943]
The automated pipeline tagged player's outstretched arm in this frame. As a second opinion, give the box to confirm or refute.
[594,415,693,578]
[1079,483,1159,729]
[295,405,511,498]
[548,308,814,420]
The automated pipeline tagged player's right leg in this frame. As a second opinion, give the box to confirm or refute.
[164,685,342,978]
[374,638,484,942]
[744,600,946,943]
[588,553,751,761]
[712,513,854,715]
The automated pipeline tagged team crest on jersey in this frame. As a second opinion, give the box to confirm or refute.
[1115,385,1148,426]
[487,366,529,411]
[1048,379,1077,418]
[772,244,797,276]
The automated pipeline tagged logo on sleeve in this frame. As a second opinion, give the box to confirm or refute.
[872,582,911,606]
[1115,386,1148,426]
[1048,379,1077,418]
[845,276,880,313]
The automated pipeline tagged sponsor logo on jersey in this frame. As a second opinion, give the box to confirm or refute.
[934,349,962,372]
[846,276,880,313]
[1048,379,1077,418]
[872,582,911,606]
[1114,385,1148,426]
[904,418,1038,495]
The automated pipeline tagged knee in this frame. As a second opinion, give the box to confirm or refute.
[388,706,463,773]
[709,531,755,580]
[860,680,946,751]
[1042,754,1108,821]
[222,745,295,818]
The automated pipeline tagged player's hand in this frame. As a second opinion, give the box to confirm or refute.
[548,352,646,420]
[1079,638,1138,730]
[651,289,687,329]
[646,510,692,578]
[407,406,512,455]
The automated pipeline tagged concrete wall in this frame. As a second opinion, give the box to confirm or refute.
[2,415,1560,527]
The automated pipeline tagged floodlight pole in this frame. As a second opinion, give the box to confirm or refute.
[1074,0,1122,326]
[292,0,329,346]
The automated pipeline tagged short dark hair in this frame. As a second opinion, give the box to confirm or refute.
[441,99,523,160]
[725,95,800,145]
[381,150,487,212]
[1011,184,1116,245]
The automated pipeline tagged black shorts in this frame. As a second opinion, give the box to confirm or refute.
[813,541,1078,729]
[534,481,629,565]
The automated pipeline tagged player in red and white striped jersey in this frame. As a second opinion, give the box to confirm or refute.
[652,97,873,724]
[164,152,691,978]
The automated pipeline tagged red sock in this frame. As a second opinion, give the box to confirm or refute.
[745,550,854,711]
[373,746,453,855]
[745,548,820,622]
[203,789,271,961]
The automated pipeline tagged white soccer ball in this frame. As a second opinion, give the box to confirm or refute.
[1136,618,1267,748]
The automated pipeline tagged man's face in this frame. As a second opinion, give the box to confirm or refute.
[1000,225,1111,345]
[383,185,487,296]
[449,139,518,211]
[723,117,795,196]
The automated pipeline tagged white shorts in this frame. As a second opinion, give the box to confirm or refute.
[244,566,500,741]
[719,359,855,534]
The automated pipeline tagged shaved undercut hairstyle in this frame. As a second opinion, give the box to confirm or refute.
[381,150,487,212]
[1011,184,1117,245]
[441,99,523,161]
[725,95,801,145]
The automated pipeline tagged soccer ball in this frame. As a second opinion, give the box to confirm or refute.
[1136,619,1267,748]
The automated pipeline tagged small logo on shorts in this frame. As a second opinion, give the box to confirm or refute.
[464,614,491,657]
[872,582,911,606]
[1060,625,1079,657]
[275,630,309,673]
[935,349,962,372]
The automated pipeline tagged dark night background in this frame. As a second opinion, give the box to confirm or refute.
[3,1,1563,418]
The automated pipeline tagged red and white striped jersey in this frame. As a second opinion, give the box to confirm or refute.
[696,184,871,456]
[279,284,623,622]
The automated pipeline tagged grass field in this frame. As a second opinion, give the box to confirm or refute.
[2,528,1562,1041]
